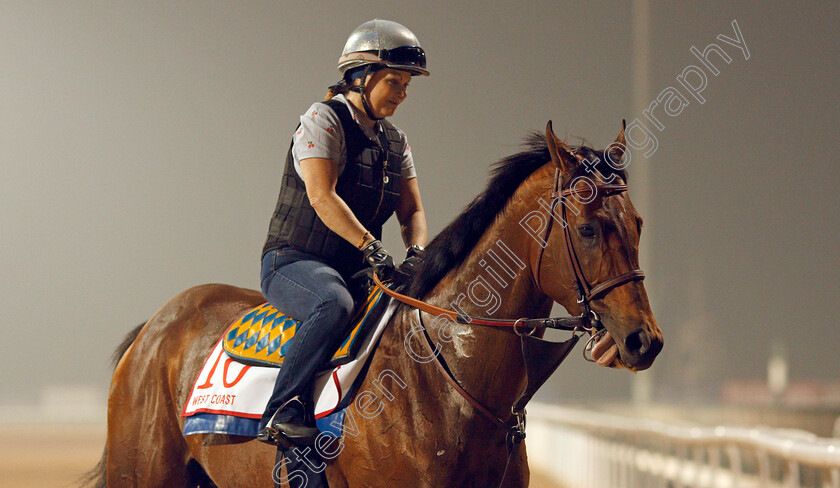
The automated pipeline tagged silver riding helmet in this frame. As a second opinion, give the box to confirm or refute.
[338,19,429,76]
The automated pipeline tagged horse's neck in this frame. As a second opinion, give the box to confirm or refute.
[427,223,549,319]
[427,163,556,321]
[419,164,557,414]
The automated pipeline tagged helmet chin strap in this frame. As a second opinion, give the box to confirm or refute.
[349,65,384,121]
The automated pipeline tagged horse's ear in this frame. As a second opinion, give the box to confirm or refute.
[608,119,627,163]
[545,120,577,173]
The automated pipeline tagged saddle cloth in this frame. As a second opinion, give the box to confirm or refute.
[223,285,387,369]
[181,295,397,438]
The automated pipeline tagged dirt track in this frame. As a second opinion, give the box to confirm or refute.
[1,424,562,487]
[0,424,105,488]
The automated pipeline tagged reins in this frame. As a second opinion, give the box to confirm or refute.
[372,270,579,418]
[371,272,591,332]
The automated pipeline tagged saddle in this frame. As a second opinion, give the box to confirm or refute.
[223,282,390,369]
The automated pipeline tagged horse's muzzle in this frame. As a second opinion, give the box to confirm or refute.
[621,327,663,371]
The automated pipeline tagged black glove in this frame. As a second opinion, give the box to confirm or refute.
[391,245,424,286]
[405,244,425,260]
[399,245,425,274]
[360,239,395,280]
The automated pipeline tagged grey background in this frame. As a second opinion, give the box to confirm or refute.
[1,1,837,407]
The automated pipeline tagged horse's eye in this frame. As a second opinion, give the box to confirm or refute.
[578,225,597,239]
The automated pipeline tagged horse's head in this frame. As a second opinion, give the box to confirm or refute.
[534,121,663,371]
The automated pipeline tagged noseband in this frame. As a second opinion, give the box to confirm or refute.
[535,167,645,329]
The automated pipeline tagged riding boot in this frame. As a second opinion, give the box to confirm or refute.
[258,396,320,447]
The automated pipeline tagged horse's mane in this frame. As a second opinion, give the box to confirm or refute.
[404,133,627,300]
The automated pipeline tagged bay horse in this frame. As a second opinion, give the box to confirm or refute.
[87,122,662,487]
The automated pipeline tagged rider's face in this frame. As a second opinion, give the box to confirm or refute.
[363,68,411,119]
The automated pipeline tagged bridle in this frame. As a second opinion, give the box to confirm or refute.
[370,165,646,486]
[535,167,646,332]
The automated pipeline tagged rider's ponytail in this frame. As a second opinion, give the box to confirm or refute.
[324,79,351,100]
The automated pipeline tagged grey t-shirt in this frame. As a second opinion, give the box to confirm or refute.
[290,94,417,180]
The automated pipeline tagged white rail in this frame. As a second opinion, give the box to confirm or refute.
[526,403,840,488]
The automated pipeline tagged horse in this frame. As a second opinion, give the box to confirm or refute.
[86,122,662,487]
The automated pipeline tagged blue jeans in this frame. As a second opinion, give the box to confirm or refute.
[259,248,355,427]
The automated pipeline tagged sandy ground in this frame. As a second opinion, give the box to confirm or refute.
[0,424,105,488]
[0,424,562,488]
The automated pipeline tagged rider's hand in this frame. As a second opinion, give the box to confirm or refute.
[401,245,425,272]
[360,240,396,280]
[393,245,425,284]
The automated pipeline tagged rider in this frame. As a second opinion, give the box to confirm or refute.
[258,19,429,447]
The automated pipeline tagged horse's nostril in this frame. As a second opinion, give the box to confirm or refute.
[624,329,650,354]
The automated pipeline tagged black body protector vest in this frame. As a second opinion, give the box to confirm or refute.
[263,99,404,278]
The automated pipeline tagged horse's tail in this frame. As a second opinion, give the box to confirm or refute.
[78,321,147,488]
[110,321,146,368]
[78,445,108,488]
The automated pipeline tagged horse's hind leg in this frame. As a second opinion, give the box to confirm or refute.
[105,433,192,487]
[104,284,266,486]
[105,331,196,486]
